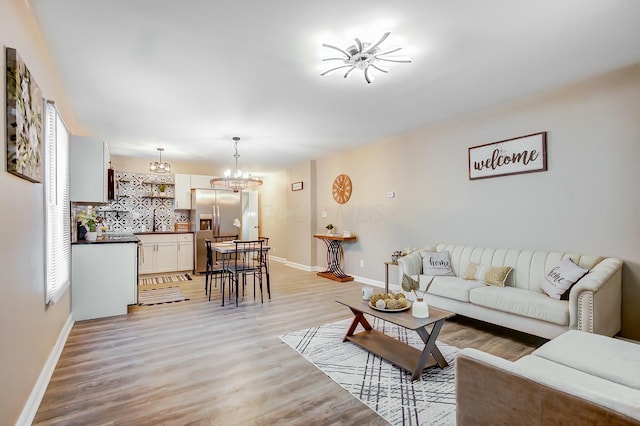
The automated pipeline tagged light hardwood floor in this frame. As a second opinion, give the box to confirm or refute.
[34,262,547,425]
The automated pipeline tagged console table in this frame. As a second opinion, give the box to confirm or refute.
[314,234,357,282]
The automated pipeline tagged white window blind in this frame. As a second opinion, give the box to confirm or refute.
[44,101,71,305]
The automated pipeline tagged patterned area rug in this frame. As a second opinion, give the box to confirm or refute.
[138,274,192,286]
[280,318,457,426]
[138,286,190,306]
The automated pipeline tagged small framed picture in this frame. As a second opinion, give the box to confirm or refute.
[291,181,303,191]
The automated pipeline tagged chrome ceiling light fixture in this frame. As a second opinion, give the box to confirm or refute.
[321,32,411,84]
[210,137,263,192]
[149,147,171,173]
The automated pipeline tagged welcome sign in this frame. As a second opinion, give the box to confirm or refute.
[468,132,547,180]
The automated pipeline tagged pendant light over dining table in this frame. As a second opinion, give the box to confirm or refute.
[210,137,263,192]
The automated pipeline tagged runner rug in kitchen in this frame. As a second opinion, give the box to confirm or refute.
[138,286,190,306]
[138,274,192,286]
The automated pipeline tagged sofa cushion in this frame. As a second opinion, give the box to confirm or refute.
[420,251,455,276]
[470,285,569,325]
[531,330,640,391]
[540,258,588,300]
[427,276,486,303]
[462,262,513,287]
[514,355,640,421]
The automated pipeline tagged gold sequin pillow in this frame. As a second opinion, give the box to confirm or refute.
[463,262,513,287]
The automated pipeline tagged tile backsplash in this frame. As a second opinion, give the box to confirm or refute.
[77,171,189,234]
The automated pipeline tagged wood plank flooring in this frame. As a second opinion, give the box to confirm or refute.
[34,262,547,425]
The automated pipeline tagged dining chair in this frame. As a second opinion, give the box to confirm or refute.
[204,239,227,301]
[224,239,264,306]
[258,236,271,300]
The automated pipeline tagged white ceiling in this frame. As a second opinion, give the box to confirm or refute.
[29,0,640,172]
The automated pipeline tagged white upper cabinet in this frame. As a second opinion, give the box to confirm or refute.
[70,136,109,203]
[190,174,215,189]
[174,173,191,210]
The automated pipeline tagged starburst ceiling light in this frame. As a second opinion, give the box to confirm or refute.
[210,137,263,192]
[320,31,411,84]
[149,147,171,173]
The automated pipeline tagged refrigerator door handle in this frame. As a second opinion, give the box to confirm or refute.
[216,205,221,236]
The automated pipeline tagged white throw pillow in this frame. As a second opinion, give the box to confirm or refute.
[421,251,455,276]
[540,258,588,300]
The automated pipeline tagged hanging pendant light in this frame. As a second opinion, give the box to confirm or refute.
[210,137,263,192]
[149,148,171,173]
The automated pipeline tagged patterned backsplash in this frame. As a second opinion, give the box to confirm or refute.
[76,171,190,234]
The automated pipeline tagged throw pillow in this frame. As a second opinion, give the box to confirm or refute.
[463,262,513,287]
[420,251,455,276]
[540,258,588,300]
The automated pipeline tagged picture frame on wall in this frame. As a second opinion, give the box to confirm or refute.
[5,47,44,183]
[468,132,547,180]
[291,181,303,191]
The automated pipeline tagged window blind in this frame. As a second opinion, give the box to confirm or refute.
[44,101,70,305]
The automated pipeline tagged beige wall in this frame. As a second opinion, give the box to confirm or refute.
[0,1,80,423]
[310,64,640,339]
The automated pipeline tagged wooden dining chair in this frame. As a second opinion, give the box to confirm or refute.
[224,239,264,306]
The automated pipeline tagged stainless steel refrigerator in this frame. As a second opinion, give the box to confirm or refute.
[190,188,242,273]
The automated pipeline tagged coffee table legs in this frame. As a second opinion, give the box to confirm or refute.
[343,308,448,382]
[343,308,372,341]
[413,320,448,381]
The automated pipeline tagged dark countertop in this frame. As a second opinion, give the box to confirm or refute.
[134,231,194,235]
[72,235,140,245]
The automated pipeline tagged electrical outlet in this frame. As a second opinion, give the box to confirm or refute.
[360,259,364,268]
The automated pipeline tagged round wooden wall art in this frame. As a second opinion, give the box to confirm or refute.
[332,174,352,204]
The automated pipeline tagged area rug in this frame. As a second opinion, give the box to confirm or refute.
[138,273,192,286]
[280,318,457,426]
[138,286,190,306]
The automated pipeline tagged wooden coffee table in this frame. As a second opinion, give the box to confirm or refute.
[336,294,455,381]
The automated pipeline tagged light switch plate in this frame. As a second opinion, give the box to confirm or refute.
[321,211,327,218]
[387,191,395,198]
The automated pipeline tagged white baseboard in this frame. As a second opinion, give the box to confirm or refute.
[275,258,400,292]
[17,313,74,426]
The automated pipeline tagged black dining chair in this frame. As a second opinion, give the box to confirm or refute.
[204,239,228,301]
[224,239,264,306]
[258,236,271,300]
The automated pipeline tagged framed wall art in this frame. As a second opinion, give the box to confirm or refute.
[291,181,303,191]
[468,132,547,180]
[6,47,43,183]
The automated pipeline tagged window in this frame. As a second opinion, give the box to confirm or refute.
[44,101,70,304]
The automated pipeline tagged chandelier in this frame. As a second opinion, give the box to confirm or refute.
[321,32,411,84]
[210,137,263,192]
[149,148,171,173]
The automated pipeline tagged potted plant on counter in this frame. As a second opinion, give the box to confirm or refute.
[78,209,98,241]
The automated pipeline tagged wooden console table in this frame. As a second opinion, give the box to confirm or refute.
[314,234,357,282]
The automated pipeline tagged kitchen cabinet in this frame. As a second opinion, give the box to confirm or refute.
[190,174,216,189]
[72,241,137,320]
[177,233,194,270]
[174,173,191,209]
[138,233,193,274]
[70,136,109,203]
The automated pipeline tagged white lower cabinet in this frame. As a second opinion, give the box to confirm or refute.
[138,233,193,274]
[177,234,194,271]
[72,242,137,321]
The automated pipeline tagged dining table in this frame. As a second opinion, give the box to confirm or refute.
[210,241,271,305]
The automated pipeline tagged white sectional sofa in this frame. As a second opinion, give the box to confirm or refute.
[397,244,622,339]
[456,330,640,424]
